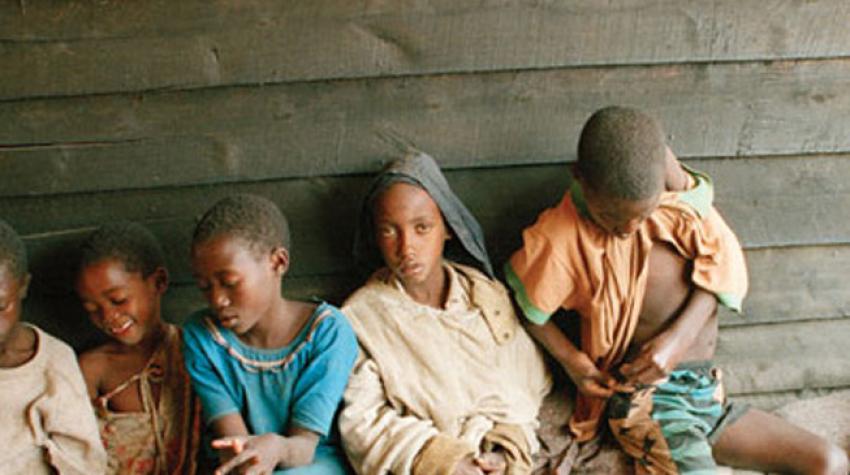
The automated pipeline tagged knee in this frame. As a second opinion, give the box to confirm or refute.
[807,441,848,475]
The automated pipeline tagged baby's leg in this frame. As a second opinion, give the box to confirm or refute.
[712,408,848,475]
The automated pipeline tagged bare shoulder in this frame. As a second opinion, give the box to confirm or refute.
[77,342,124,391]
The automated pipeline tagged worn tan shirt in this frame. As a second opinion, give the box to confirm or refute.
[340,262,551,475]
[0,325,107,475]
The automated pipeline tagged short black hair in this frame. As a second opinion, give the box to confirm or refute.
[79,221,166,277]
[577,106,667,200]
[0,218,27,279]
[192,194,290,255]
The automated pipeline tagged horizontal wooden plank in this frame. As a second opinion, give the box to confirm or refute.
[3,1,850,99]
[5,154,850,289]
[721,246,850,326]
[3,59,850,196]
[717,318,850,396]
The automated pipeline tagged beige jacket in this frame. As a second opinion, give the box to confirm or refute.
[0,325,107,474]
[340,262,551,475]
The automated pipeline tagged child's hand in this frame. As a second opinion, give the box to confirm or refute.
[565,351,626,398]
[453,454,486,475]
[212,433,283,475]
[475,451,507,474]
[619,332,681,386]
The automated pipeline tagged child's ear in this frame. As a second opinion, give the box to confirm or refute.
[150,267,169,294]
[270,247,290,276]
[19,272,31,300]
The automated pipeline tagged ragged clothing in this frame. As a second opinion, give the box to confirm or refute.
[505,168,747,441]
[95,324,203,474]
[340,262,551,475]
[0,324,106,475]
[607,361,749,475]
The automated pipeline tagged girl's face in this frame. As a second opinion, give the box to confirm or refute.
[0,264,29,347]
[75,258,166,347]
[76,258,168,346]
[372,183,449,297]
[191,235,287,338]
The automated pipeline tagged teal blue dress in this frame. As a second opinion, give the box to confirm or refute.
[182,302,358,474]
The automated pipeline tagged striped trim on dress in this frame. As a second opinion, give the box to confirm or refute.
[202,308,331,373]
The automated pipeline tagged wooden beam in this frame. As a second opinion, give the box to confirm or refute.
[6,154,850,275]
[3,0,850,99]
[4,59,850,196]
[717,318,850,396]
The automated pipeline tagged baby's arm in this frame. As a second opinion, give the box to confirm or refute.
[664,146,691,192]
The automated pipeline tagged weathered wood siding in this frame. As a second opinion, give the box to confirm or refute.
[2,0,848,408]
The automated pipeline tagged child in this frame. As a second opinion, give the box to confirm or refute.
[182,194,358,474]
[75,221,204,474]
[339,152,550,475]
[0,218,106,474]
[505,107,848,474]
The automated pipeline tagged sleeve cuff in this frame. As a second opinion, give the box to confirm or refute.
[503,262,551,325]
[482,423,533,475]
[716,291,743,313]
[412,434,477,475]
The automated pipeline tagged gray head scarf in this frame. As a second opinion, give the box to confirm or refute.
[353,151,494,278]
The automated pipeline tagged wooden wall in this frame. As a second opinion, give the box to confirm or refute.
[2,0,849,410]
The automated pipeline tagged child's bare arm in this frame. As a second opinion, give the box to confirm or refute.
[620,287,717,385]
[210,414,320,474]
[525,320,618,398]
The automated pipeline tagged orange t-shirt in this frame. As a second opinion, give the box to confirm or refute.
[505,170,747,441]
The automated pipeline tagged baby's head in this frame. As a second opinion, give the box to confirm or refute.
[0,219,30,346]
[575,106,668,237]
[76,221,168,346]
[191,194,290,334]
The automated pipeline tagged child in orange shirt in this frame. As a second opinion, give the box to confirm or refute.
[506,107,847,474]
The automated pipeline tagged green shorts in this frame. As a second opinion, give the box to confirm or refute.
[607,361,749,474]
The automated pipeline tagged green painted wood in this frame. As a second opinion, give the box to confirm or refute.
[717,318,850,395]
[3,59,850,196]
[3,0,850,99]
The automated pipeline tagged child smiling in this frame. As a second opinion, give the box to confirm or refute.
[76,221,203,474]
